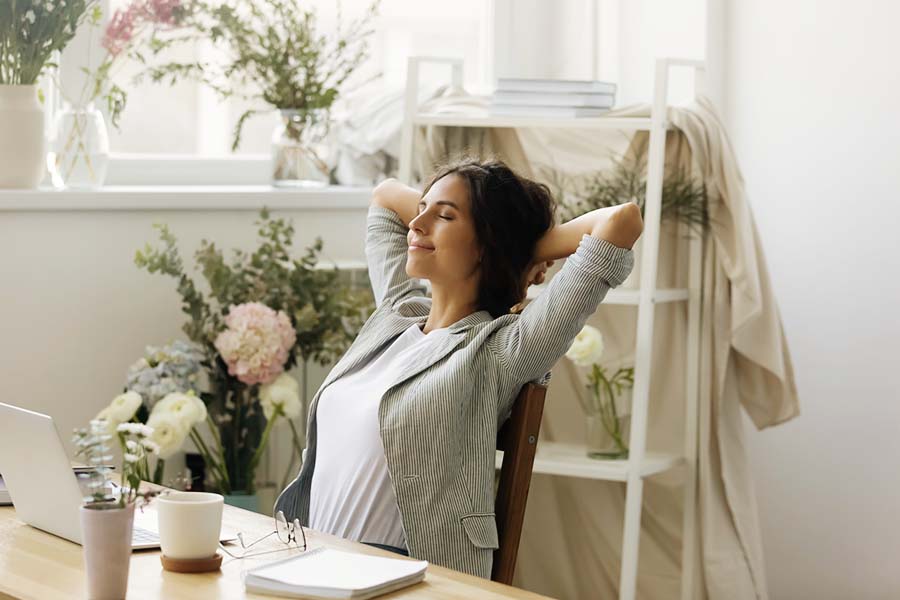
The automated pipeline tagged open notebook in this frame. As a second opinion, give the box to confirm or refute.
[243,547,428,599]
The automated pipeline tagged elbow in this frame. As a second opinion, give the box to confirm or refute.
[593,202,644,249]
[371,177,398,208]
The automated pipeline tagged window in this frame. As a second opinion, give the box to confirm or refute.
[67,0,494,161]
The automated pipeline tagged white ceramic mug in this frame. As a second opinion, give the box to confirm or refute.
[156,491,224,559]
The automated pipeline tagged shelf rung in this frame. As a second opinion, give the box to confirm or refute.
[525,285,689,304]
[413,113,669,131]
[495,442,683,481]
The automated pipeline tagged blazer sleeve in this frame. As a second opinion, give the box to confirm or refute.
[488,234,635,388]
[365,204,428,310]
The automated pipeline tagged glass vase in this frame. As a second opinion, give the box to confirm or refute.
[271,108,331,187]
[585,387,632,459]
[48,102,110,189]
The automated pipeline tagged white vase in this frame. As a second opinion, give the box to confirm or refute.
[0,85,46,189]
[80,503,134,600]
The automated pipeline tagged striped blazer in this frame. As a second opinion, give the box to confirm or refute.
[275,205,634,578]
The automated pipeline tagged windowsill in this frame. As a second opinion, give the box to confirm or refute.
[0,185,374,212]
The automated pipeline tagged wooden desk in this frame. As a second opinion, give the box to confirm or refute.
[0,502,553,600]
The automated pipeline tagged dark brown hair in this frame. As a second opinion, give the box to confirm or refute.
[421,156,556,318]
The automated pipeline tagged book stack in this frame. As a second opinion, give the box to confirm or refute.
[490,77,617,118]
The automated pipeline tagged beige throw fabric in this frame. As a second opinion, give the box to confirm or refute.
[410,96,798,599]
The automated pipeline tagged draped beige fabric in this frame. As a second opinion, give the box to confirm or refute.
[411,96,799,600]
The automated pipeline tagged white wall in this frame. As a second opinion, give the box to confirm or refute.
[723,1,900,598]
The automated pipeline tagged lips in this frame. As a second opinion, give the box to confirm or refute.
[408,239,435,251]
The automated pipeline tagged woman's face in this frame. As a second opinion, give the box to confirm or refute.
[406,174,482,286]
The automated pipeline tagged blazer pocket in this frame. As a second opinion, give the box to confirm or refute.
[460,513,499,550]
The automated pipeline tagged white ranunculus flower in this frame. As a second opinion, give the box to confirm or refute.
[146,412,190,459]
[259,373,302,421]
[152,391,206,426]
[565,325,605,367]
[100,391,143,424]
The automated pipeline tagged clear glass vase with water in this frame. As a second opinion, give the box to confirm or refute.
[48,102,110,189]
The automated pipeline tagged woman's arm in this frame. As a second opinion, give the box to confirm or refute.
[371,178,422,226]
[365,179,428,309]
[534,202,644,262]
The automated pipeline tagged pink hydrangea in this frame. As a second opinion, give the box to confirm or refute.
[214,302,297,386]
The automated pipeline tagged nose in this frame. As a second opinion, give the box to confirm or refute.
[409,211,428,235]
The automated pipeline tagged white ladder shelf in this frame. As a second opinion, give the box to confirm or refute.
[398,57,705,600]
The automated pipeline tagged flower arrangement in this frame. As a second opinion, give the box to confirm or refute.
[566,324,635,458]
[0,0,97,85]
[133,208,373,496]
[138,0,382,152]
[91,386,207,484]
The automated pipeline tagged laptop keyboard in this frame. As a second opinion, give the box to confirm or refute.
[132,526,160,546]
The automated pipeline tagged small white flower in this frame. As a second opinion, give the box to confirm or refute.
[25,10,36,23]
[260,373,302,421]
[124,452,140,463]
[565,325,605,367]
[44,2,53,12]
[141,439,160,455]
[125,440,139,452]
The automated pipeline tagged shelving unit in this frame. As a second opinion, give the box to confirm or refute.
[398,57,706,600]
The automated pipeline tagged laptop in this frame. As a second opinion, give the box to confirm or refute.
[0,402,234,550]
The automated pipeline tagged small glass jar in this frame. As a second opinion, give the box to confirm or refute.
[48,102,110,189]
[585,387,631,459]
[271,108,331,188]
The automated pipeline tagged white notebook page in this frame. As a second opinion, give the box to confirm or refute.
[248,548,428,591]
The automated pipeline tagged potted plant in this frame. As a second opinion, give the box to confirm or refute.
[72,416,161,599]
[0,0,97,188]
[566,325,635,459]
[140,0,381,186]
[132,208,373,510]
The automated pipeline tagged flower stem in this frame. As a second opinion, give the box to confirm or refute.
[248,405,283,491]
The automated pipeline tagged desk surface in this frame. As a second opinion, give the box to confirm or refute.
[0,501,553,600]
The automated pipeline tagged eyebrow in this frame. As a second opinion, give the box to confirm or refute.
[418,199,460,210]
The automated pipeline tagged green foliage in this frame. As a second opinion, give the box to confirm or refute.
[0,0,98,84]
[138,0,381,150]
[548,152,711,234]
[135,209,373,370]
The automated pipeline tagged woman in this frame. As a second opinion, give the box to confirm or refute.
[275,158,641,578]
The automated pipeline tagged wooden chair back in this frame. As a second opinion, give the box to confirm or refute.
[492,382,547,585]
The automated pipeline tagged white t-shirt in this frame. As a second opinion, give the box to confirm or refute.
[308,323,451,549]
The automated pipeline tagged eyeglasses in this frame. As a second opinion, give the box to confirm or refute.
[218,510,308,559]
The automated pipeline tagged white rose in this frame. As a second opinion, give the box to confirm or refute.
[152,391,206,426]
[565,325,605,367]
[146,412,190,459]
[95,391,142,430]
[259,374,302,421]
